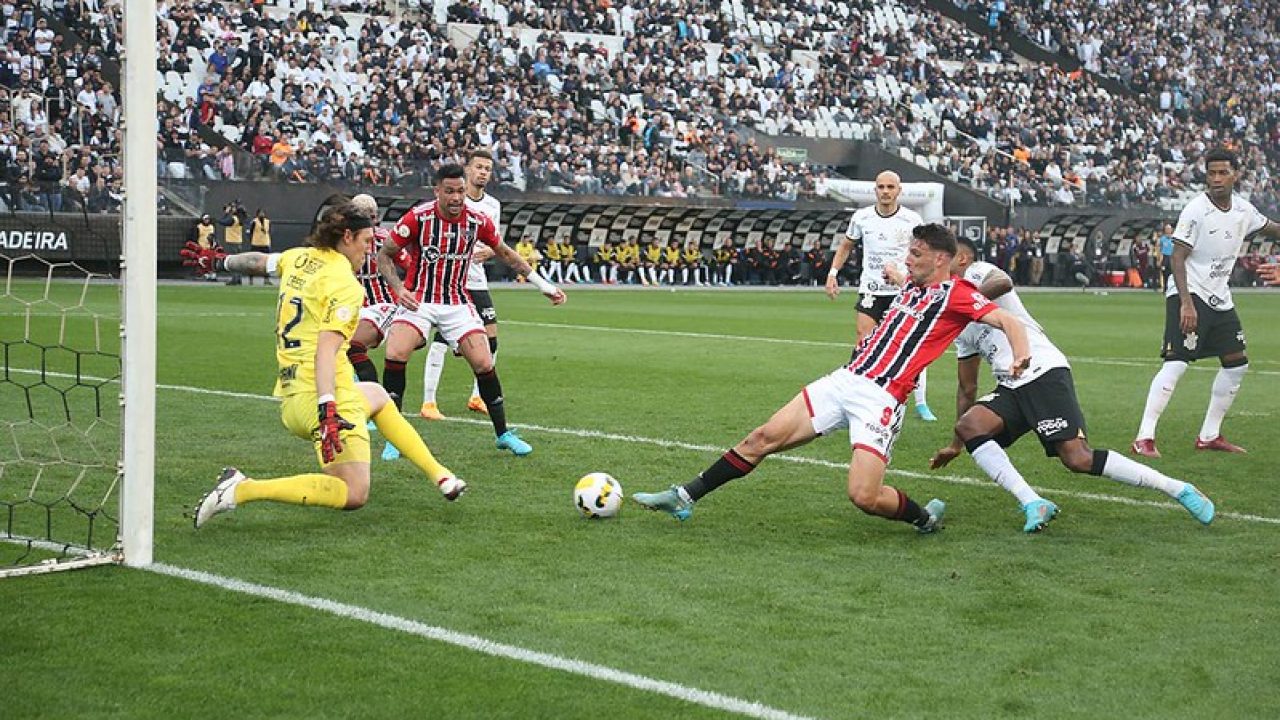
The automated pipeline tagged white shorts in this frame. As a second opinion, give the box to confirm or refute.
[389,302,486,350]
[358,303,399,339]
[802,369,905,463]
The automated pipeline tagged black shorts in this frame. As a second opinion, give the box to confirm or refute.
[469,289,498,326]
[1161,294,1245,362]
[976,367,1087,457]
[856,293,894,322]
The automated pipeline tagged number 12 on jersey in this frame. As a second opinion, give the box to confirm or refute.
[277,294,303,349]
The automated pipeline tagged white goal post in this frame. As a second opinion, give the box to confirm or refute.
[119,0,157,567]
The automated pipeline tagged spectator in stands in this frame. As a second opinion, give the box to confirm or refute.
[32,138,62,211]
[1027,230,1045,286]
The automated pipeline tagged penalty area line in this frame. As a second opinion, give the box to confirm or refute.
[145,563,818,720]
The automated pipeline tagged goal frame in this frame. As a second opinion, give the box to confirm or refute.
[119,0,157,568]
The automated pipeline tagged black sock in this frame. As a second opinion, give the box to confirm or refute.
[488,336,498,354]
[1089,449,1108,476]
[893,489,930,526]
[383,360,406,409]
[683,449,756,501]
[348,342,378,383]
[475,368,508,436]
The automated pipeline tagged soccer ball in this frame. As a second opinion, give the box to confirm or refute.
[574,472,623,519]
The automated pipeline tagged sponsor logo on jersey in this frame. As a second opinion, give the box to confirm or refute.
[863,420,891,443]
[396,224,411,237]
[1036,417,1069,435]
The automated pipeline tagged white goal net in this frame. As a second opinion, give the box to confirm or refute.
[0,254,121,576]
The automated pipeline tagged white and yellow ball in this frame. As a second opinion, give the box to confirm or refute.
[574,472,623,519]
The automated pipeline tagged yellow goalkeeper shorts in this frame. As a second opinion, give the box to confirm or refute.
[280,386,370,466]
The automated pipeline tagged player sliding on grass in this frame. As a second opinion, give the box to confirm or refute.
[926,237,1215,533]
[185,201,466,528]
[826,170,937,422]
[635,224,1030,532]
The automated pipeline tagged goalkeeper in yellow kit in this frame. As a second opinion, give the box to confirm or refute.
[188,201,465,528]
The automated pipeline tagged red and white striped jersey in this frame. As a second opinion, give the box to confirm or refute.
[849,277,996,402]
[389,200,501,305]
[357,227,398,307]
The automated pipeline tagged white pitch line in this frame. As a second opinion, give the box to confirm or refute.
[501,320,1280,375]
[7,309,1280,370]
[6,369,1279,525]
[438,417,1280,526]
[146,562,817,720]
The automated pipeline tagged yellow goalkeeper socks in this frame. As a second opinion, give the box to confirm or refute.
[371,403,452,483]
[233,474,349,509]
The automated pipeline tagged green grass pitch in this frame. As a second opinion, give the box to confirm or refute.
[3,282,1279,719]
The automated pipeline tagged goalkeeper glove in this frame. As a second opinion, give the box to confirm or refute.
[317,399,356,464]
[180,241,227,275]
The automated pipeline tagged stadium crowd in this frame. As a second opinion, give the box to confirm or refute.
[957,0,1280,214]
[1,0,1276,215]
[0,1,124,213]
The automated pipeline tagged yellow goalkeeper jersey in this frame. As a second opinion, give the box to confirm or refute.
[272,246,363,398]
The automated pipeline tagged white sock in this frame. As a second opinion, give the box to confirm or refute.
[1100,450,1187,498]
[1137,361,1188,440]
[470,349,495,399]
[598,266,608,283]
[725,265,734,284]
[609,266,618,283]
[422,341,448,404]
[914,368,929,406]
[681,268,688,284]
[1199,364,1247,441]
[972,440,1042,506]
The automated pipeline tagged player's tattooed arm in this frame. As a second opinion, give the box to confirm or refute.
[975,267,1014,300]
[493,241,534,277]
[978,309,1031,379]
[377,239,416,309]
[224,252,272,276]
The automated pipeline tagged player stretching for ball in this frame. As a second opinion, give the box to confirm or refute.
[420,150,503,422]
[379,164,566,457]
[188,202,466,529]
[635,224,1030,532]
[927,237,1215,533]
[1132,148,1280,457]
[826,170,937,422]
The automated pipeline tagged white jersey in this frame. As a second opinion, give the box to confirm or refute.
[465,192,502,291]
[955,260,1069,389]
[1166,192,1269,311]
[846,205,922,295]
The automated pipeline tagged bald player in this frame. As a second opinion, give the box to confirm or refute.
[825,171,936,421]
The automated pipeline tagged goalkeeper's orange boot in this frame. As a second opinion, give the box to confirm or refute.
[419,401,446,421]
[467,396,489,415]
